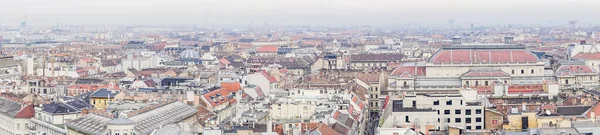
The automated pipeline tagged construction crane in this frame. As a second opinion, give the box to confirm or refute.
[569,20,578,30]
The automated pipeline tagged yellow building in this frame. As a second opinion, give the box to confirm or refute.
[89,88,120,109]
[503,112,538,130]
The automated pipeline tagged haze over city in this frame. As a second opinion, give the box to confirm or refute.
[3,1,600,135]
[1,0,600,27]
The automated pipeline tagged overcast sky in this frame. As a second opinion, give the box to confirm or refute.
[1,0,599,27]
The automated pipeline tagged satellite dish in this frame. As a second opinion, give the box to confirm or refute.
[546,110,552,115]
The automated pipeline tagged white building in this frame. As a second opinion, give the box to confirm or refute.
[120,54,168,71]
[0,97,35,135]
[30,97,92,135]
[0,56,21,81]
[380,91,485,132]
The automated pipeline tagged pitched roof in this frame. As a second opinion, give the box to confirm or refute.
[310,124,341,135]
[101,59,118,67]
[555,65,595,77]
[391,66,426,76]
[350,54,404,62]
[90,88,119,98]
[260,71,277,83]
[257,46,279,53]
[430,50,539,64]
[14,104,35,118]
[557,106,592,116]
[573,52,600,60]
[356,73,379,83]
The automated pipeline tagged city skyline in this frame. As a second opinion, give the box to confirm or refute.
[1,0,600,27]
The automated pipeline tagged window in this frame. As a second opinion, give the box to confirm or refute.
[466,81,470,86]
[406,116,410,122]
[447,118,451,123]
[455,110,461,114]
[476,117,482,122]
[521,70,524,74]
[475,81,479,86]
[437,110,440,114]
[446,100,452,105]
[455,118,461,123]
[438,118,440,122]
[476,109,482,114]
[566,80,569,84]
[434,100,439,105]
[444,110,450,115]
[484,81,488,86]
[466,109,472,115]
[467,126,472,130]
[476,126,482,130]
[17,124,20,129]
[512,70,515,74]
[492,120,498,124]
[460,100,463,105]
[531,69,534,74]
[466,118,472,123]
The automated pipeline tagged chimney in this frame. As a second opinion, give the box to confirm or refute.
[504,36,514,44]
[452,36,462,45]
[581,40,586,45]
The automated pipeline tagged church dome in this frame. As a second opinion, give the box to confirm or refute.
[180,49,200,59]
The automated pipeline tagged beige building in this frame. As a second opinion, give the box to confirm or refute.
[356,72,387,112]
[389,44,554,95]
[555,64,599,89]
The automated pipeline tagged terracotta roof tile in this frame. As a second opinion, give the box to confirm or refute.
[257,46,279,53]
[14,104,35,118]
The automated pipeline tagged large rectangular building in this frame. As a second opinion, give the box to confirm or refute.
[381,91,484,133]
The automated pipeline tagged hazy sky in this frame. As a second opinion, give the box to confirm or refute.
[1,0,599,27]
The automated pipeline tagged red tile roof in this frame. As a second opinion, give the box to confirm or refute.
[312,124,340,135]
[260,71,277,83]
[219,59,231,65]
[221,82,241,91]
[573,52,600,60]
[202,82,242,107]
[430,50,539,63]
[391,66,426,76]
[14,104,35,118]
[257,46,279,53]
[556,65,595,77]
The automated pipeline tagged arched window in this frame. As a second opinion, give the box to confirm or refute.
[566,80,569,84]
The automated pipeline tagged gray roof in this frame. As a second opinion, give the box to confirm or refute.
[67,102,197,135]
[67,114,111,135]
[557,106,592,116]
[0,56,18,68]
[153,124,195,135]
[536,128,580,135]
[107,118,135,125]
[571,121,597,127]
[90,88,119,98]
[350,54,403,62]
[0,98,23,117]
